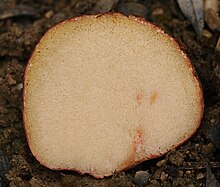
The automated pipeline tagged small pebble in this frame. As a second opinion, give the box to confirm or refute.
[186,170,191,175]
[210,118,216,123]
[156,159,166,167]
[216,37,220,53]
[168,150,185,166]
[152,8,164,16]
[178,170,184,177]
[160,171,167,182]
[6,74,16,85]
[188,184,195,187]
[92,0,119,14]
[133,170,150,186]
[196,172,204,180]
[205,9,220,31]
[45,10,54,19]
[16,83,23,90]
[117,2,148,17]
[187,162,192,166]
[202,29,213,39]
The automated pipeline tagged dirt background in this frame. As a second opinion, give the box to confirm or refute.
[0,0,220,186]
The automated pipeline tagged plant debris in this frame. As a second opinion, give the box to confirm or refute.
[177,0,204,36]
[206,166,220,187]
[0,4,39,20]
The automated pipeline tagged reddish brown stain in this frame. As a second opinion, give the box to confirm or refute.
[150,91,158,105]
[136,91,145,105]
[117,126,145,171]
[134,126,144,153]
[136,94,143,105]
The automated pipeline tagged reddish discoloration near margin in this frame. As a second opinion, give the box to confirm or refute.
[134,126,145,153]
[117,126,145,171]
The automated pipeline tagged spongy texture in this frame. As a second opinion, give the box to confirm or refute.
[23,14,203,178]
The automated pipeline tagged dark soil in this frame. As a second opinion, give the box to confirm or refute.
[0,0,219,187]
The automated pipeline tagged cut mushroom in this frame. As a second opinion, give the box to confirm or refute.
[23,13,204,178]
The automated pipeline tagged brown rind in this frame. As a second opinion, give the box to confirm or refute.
[23,13,204,178]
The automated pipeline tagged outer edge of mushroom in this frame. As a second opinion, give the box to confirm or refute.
[22,13,204,178]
